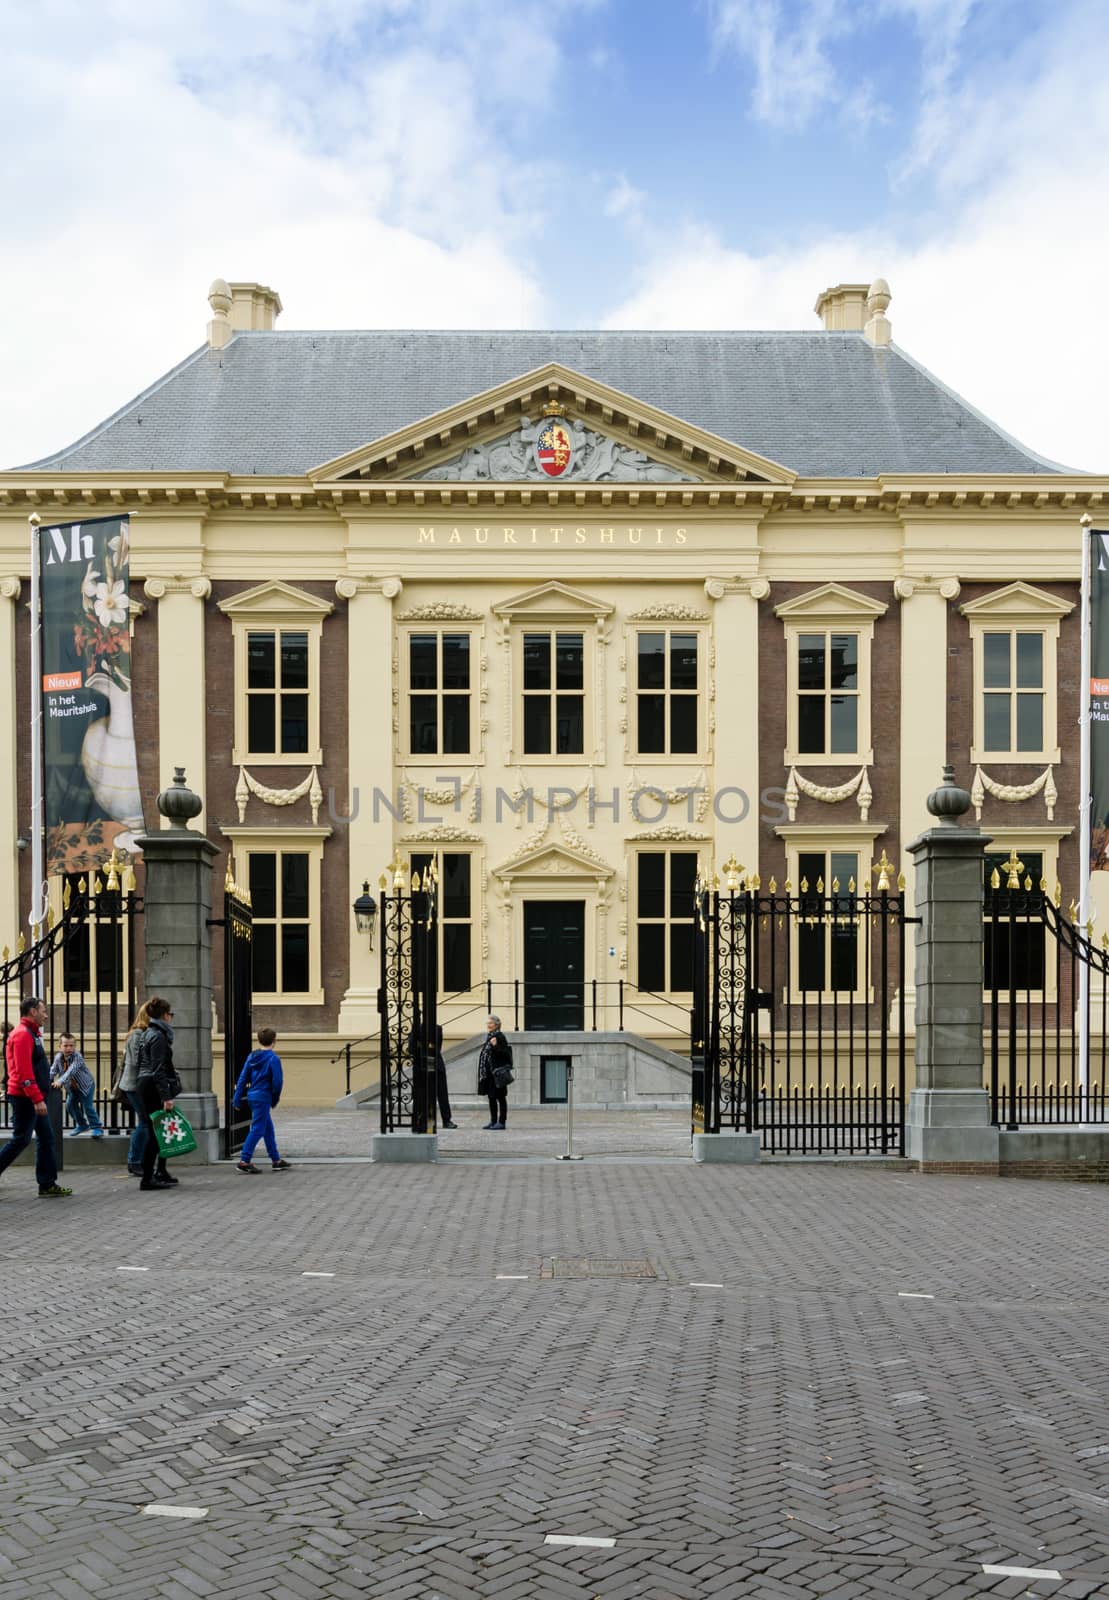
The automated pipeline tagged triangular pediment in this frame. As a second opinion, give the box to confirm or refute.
[960,581,1074,620]
[217,579,334,620]
[492,840,615,882]
[309,364,795,487]
[492,581,613,622]
[774,582,888,624]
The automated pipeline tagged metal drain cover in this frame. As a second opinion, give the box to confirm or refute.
[541,1257,658,1280]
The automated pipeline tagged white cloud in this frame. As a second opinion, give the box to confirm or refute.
[607,0,1109,472]
[604,175,647,223]
[0,1,580,466]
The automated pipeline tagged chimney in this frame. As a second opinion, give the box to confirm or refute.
[814,282,869,331]
[228,281,283,332]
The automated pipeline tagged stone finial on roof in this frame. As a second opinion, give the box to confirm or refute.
[207,278,233,350]
[864,278,892,347]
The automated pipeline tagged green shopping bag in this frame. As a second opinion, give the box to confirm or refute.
[150,1107,198,1159]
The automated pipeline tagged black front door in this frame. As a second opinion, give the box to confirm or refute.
[524,901,584,1030]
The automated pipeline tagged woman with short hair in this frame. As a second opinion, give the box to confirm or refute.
[477,1015,512,1131]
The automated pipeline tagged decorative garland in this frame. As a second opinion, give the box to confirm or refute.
[971,765,1056,820]
[785,765,872,822]
[235,766,323,824]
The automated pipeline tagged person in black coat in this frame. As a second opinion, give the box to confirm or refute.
[135,996,179,1191]
[477,1015,512,1130]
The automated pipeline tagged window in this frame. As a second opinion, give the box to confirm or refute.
[60,873,125,995]
[523,631,584,755]
[246,629,310,756]
[796,633,859,756]
[962,583,1072,766]
[636,850,697,993]
[409,850,474,995]
[776,584,885,767]
[983,849,1045,992]
[222,826,329,1003]
[407,632,472,756]
[796,850,860,993]
[220,581,332,767]
[636,631,700,755]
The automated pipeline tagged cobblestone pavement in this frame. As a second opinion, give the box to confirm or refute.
[3,1147,1109,1598]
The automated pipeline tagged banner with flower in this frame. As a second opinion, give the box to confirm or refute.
[40,516,145,873]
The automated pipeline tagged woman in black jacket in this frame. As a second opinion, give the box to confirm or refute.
[136,996,179,1191]
[478,1015,512,1130]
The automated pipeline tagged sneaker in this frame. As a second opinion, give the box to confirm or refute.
[38,1184,73,1197]
[442,1120,458,1129]
[237,1161,260,1174]
[92,1130,105,1140]
[139,1177,173,1191]
[271,1159,292,1171]
[67,1129,88,1139]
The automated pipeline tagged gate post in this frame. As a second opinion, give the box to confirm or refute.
[135,768,220,1163]
[906,767,999,1173]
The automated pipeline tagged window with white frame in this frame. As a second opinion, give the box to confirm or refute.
[635,630,700,755]
[635,850,697,993]
[219,581,332,767]
[775,585,886,767]
[409,849,475,995]
[962,583,1072,766]
[522,630,585,755]
[796,848,862,993]
[223,828,329,1002]
[406,631,474,756]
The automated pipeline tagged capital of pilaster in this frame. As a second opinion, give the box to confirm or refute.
[894,575,960,601]
[143,576,211,601]
[704,576,770,602]
[335,575,404,601]
[0,575,21,601]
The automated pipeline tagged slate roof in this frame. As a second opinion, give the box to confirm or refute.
[14,329,1072,478]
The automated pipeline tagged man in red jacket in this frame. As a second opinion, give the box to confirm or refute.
[0,996,72,1197]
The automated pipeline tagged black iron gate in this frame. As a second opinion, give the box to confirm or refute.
[986,851,1109,1126]
[693,854,908,1154]
[0,854,144,1152]
[221,870,254,1158]
[379,862,439,1133]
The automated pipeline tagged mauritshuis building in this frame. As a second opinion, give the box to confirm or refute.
[1,277,1104,1103]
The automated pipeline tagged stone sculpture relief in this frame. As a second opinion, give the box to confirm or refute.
[416,416,695,483]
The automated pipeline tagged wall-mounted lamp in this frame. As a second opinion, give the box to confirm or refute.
[353,881,378,948]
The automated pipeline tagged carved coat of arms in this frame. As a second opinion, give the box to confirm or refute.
[534,414,574,478]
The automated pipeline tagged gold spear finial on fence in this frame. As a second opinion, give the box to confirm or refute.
[1054,880,1062,907]
[1004,848,1024,889]
[874,850,895,892]
[722,855,742,891]
[105,847,121,892]
[62,881,72,912]
[17,932,24,954]
[123,862,136,892]
[990,867,1000,889]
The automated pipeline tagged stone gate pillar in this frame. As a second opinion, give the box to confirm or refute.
[906,766,1000,1172]
[135,769,220,1162]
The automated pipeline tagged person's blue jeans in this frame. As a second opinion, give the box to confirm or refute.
[0,1095,59,1188]
[125,1089,149,1169]
[67,1085,103,1133]
[241,1095,280,1164]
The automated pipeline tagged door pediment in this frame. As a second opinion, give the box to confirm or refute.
[309,363,795,487]
[493,841,615,883]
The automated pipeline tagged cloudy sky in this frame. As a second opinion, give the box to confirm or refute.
[3,0,1106,471]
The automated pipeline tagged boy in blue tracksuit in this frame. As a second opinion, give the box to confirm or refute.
[233,1027,292,1174]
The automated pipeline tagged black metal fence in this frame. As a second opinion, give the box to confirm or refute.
[693,856,909,1154]
[379,863,439,1133]
[220,870,254,1158]
[0,857,143,1136]
[986,859,1109,1127]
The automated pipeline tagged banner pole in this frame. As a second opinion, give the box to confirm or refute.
[27,513,48,969]
[1078,512,1093,1118]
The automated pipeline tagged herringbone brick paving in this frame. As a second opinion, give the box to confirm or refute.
[2,1140,1109,1597]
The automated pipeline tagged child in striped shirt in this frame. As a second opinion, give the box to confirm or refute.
[51,1034,104,1138]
